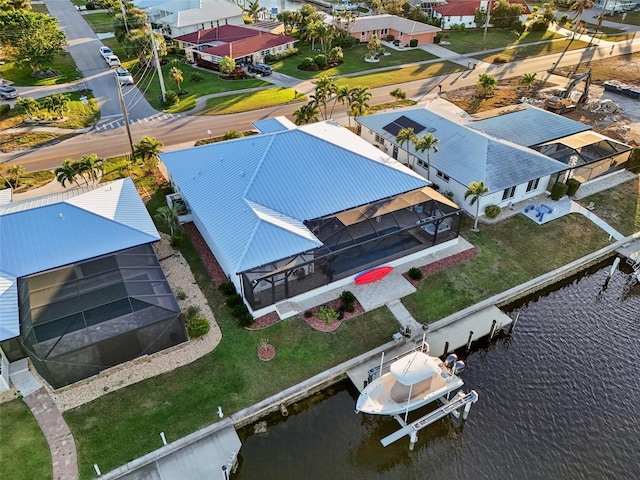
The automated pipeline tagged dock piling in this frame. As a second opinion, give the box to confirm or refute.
[442,341,449,357]
[509,313,519,334]
[409,430,418,451]
[489,319,497,339]
[466,331,474,350]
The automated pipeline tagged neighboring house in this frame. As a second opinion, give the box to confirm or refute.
[433,0,530,30]
[355,103,630,217]
[174,24,297,68]
[0,179,186,390]
[160,118,461,316]
[345,14,441,45]
[140,0,244,38]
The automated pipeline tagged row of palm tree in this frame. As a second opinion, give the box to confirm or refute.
[395,127,440,179]
[294,76,372,127]
[54,154,104,188]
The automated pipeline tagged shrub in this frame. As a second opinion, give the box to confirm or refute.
[566,178,582,197]
[550,181,569,200]
[339,290,356,312]
[164,90,180,105]
[175,287,187,301]
[528,19,549,32]
[627,147,640,173]
[0,104,10,118]
[232,304,253,327]
[218,281,237,296]
[184,305,201,321]
[86,2,96,9]
[304,310,313,318]
[407,267,423,281]
[393,39,400,46]
[190,72,203,83]
[318,306,340,326]
[442,191,455,201]
[433,35,441,44]
[226,294,242,307]
[409,39,418,47]
[314,54,327,67]
[493,56,508,64]
[299,57,315,69]
[386,34,395,42]
[187,316,210,338]
[264,48,299,64]
[333,35,357,48]
[484,204,501,218]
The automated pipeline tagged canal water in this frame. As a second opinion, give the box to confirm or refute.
[235,261,640,479]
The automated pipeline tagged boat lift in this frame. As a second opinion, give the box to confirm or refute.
[381,390,479,450]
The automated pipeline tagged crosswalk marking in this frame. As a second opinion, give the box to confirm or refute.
[94,113,184,131]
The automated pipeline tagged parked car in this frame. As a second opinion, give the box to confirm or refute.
[0,86,18,100]
[99,46,113,59]
[105,55,121,68]
[248,63,272,76]
[116,67,134,86]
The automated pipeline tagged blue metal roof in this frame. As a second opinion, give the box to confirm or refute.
[252,117,296,134]
[468,106,591,147]
[161,121,428,273]
[356,105,568,192]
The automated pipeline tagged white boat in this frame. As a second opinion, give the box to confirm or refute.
[356,346,464,416]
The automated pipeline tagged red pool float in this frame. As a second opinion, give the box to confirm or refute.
[354,266,393,285]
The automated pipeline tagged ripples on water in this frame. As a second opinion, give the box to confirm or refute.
[236,263,640,480]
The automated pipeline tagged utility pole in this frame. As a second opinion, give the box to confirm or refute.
[148,22,166,103]
[121,5,129,35]
[115,71,135,168]
[482,0,493,50]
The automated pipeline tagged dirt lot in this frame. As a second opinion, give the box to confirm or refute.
[442,53,640,146]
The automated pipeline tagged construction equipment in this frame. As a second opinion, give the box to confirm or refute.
[545,69,592,114]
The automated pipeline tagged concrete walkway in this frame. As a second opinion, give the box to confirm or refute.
[24,388,79,480]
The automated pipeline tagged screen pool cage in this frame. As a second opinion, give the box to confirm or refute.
[18,244,185,389]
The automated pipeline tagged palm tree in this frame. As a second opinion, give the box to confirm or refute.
[293,103,320,125]
[349,86,372,133]
[312,75,336,120]
[477,73,498,97]
[519,73,537,92]
[133,136,164,172]
[169,67,183,93]
[55,160,82,188]
[245,0,266,23]
[389,88,406,109]
[328,46,343,64]
[413,133,439,179]
[77,154,104,185]
[464,180,490,231]
[330,84,350,118]
[396,127,417,167]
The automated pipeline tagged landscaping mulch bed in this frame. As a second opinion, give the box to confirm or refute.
[248,311,280,330]
[258,344,276,361]
[302,298,365,332]
[403,248,478,288]
[182,222,228,285]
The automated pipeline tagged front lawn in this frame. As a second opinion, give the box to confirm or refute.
[0,400,51,480]
[403,213,613,322]
[273,43,437,80]
[202,87,306,114]
[443,28,566,54]
[473,37,590,63]
[64,192,400,478]
[334,61,466,90]
[0,52,80,86]
[82,12,116,34]
[0,132,75,153]
[605,10,640,26]
[138,60,271,113]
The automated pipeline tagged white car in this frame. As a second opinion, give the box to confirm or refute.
[105,55,121,68]
[99,46,113,59]
[116,68,133,85]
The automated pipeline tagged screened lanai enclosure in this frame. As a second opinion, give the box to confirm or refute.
[241,187,461,310]
[17,244,185,389]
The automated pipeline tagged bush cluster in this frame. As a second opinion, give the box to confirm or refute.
[218,281,253,326]
[190,72,203,83]
[0,104,10,118]
[264,48,299,64]
[218,281,237,296]
[339,290,356,313]
[409,39,418,48]
[164,90,179,105]
[187,316,210,338]
[318,306,340,326]
[484,204,501,218]
[550,181,569,200]
[407,267,423,281]
[566,178,582,197]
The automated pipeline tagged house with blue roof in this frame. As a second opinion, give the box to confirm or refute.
[0,178,185,390]
[356,103,631,216]
[161,119,462,315]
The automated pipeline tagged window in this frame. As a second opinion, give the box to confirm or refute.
[361,31,366,39]
[436,170,449,182]
[375,134,385,145]
[502,186,516,200]
[381,28,388,35]
[526,178,540,192]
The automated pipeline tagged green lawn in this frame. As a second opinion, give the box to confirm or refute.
[605,10,640,26]
[403,213,614,322]
[0,400,51,480]
[443,28,566,54]
[334,61,466,89]
[82,12,116,34]
[273,43,437,80]
[473,37,590,62]
[202,87,306,114]
[137,60,271,113]
[0,52,80,86]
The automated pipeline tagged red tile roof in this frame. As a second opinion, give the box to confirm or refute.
[434,0,530,17]
[175,24,260,45]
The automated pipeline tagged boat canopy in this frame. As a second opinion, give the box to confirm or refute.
[390,351,441,386]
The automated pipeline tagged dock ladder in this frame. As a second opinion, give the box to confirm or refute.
[381,390,479,448]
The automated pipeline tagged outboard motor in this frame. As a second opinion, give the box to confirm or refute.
[453,360,466,375]
[445,353,458,369]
